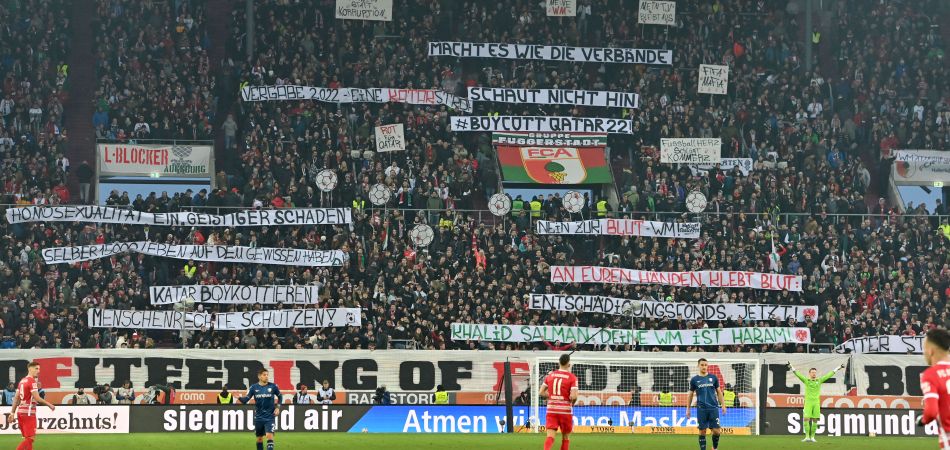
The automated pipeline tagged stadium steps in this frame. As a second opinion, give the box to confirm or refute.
[62,0,98,202]
[206,0,235,174]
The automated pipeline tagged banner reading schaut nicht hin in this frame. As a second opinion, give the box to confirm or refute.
[98,143,212,177]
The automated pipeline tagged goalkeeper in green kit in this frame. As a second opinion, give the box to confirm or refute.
[786,361,845,442]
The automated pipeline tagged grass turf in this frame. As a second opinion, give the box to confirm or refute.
[0,433,934,449]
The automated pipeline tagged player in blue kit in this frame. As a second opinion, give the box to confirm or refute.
[239,368,282,450]
[685,358,726,450]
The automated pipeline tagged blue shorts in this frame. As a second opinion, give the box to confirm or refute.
[696,408,721,430]
[254,419,276,437]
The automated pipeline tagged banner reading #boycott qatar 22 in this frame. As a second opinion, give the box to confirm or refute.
[550,266,803,291]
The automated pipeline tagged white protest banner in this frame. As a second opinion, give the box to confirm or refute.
[43,242,346,267]
[660,138,722,164]
[550,266,803,292]
[374,123,405,152]
[492,132,608,147]
[527,294,819,321]
[335,0,392,21]
[149,285,320,305]
[98,144,211,177]
[240,86,472,112]
[451,116,633,134]
[535,219,700,238]
[690,158,753,176]
[5,206,352,226]
[698,64,729,95]
[468,87,638,109]
[429,42,673,65]
[546,0,576,16]
[835,335,924,354]
[891,149,950,184]
[638,0,675,25]
[450,323,811,345]
[88,308,361,330]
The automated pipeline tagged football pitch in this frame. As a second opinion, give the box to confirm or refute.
[0,433,935,449]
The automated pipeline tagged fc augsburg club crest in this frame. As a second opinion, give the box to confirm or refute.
[521,147,586,184]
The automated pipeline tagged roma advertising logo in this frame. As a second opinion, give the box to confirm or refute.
[521,147,587,184]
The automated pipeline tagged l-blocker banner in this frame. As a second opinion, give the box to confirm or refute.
[87,308,361,330]
[535,219,700,238]
[6,206,352,226]
[527,294,819,321]
[43,242,346,266]
[550,266,803,291]
[450,324,811,345]
[149,285,319,305]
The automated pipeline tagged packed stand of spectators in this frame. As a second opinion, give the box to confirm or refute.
[0,0,71,204]
[92,0,213,142]
[0,0,949,352]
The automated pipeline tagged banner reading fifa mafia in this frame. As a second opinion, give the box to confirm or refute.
[834,335,924,354]
[429,42,673,65]
[43,242,346,267]
[87,308,361,330]
[467,87,639,109]
[450,324,811,345]
[240,86,472,112]
[527,294,819,321]
[535,219,700,238]
[550,266,803,291]
[149,285,320,305]
[6,206,352,226]
[452,116,633,134]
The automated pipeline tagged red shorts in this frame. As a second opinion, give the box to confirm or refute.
[545,413,573,434]
[17,414,36,438]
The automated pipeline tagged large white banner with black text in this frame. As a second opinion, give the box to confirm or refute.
[451,116,632,134]
[835,335,924,354]
[467,87,639,109]
[450,324,811,345]
[149,285,320,305]
[527,294,819,321]
[535,219,700,238]
[88,308,361,330]
[550,266,803,291]
[6,206,352,226]
[429,42,672,65]
[43,242,346,266]
[661,138,722,164]
[240,86,472,112]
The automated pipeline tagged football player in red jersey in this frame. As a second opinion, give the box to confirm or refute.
[540,353,579,450]
[920,328,950,449]
[7,361,56,450]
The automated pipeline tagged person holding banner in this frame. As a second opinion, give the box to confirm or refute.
[786,361,845,442]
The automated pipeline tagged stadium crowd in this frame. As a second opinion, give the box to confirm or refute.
[92,0,213,142]
[0,0,948,352]
[0,0,71,204]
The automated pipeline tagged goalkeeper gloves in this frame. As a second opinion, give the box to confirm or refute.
[785,362,793,371]
[838,364,846,371]
[916,415,925,427]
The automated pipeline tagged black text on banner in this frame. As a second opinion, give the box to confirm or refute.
[451,116,633,134]
[834,335,924,354]
[87,308,362,330]
[428,42,673,65]
[467,87,639,109]
[450,323,811,345]
[6,206,352,226]
[239,86,472,112]
[149,285,320,305]
[550,266,803,291]
[535,219,700,238]
[43,242,346,267]
[527,294,818,321]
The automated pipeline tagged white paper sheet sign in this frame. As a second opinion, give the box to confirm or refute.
[698,64,729,95]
